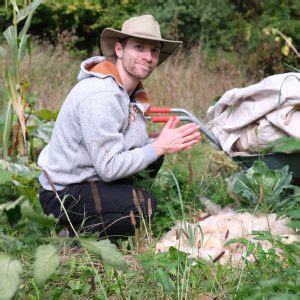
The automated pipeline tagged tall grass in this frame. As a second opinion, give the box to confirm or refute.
[20,41,81,110]
[2,42,248,113]
[146,47,248,117]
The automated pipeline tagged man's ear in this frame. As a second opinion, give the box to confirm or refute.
[115,42,123,59]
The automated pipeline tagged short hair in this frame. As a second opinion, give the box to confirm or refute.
[119,37,129,48]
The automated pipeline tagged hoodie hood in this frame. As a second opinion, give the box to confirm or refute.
[77,56,152,112]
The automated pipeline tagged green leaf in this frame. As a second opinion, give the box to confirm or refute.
[264,137,300,153]
[9,0,19,13]
[288,220,300,229]
[35,109,58,121]
[0,159,40,180]
[155,268,173,293]
[0,196,24,213]
[2,101,13,159]
[288,208,300,219]
[0,168,13,184]
[33,244,59,285]
[19,13,33,38]
[18,33,29,63]
[16,0,43,23]
[27,115,54,143]
[227,160,293,211]
[80,238,127,271]
[0,46,7,59]
[3,26,17,55]
[0,253,22,300]
[21,201,56,228]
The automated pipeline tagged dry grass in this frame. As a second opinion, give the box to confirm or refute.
[20,41,81,110]
[1,41,248,114]
[145,46,248,117]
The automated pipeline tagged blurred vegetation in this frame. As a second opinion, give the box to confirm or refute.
[1,0,299,77]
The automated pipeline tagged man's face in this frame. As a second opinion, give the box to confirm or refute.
[115,37,161,81]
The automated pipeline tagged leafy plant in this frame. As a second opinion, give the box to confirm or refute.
[264,136,300,153]
[227,160,297,212]
[80,238,127,271]
[229,230,300,299]
[0,0,42,159]
[33,244,60,285]
[0,253,22,299]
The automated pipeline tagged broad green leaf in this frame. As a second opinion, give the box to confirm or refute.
[0,168,13,184]
[33,244,59,285]
[228,160,292,210]
[21,201,56,228]
[27,115,54,143]
[80,238,127,271]
[0,159,40,179]
[264,137,300,153]
[0,196,24,213]
[16,0,43,23]
[35,109,58,121]
[0,253,22,300]
[155,268,173,293]
[288,220,300,229]
[287,208,300,219]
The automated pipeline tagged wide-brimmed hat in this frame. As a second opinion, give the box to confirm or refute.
[100,15,182,66]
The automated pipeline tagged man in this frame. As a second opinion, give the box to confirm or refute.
[38,15,200,238]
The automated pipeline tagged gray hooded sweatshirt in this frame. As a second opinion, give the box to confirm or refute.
[38,56,158,190]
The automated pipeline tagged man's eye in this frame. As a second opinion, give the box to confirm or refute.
[152,48,160,55]
[135,45,144,50]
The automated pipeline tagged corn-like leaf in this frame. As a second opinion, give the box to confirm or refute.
[3,26,18,55]
[9,0,19,13]
[33,245,60,285]
[7,72,27,147]
[16,0,43,24]
[80,238,127,271]
[0,46,7,59]
[2,101,13,159]
[0,253,22,299]
[18,34,29,63]
[3,26,18,78]
[19,13,33,38]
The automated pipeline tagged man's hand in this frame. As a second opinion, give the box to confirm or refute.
[152,116,201,156]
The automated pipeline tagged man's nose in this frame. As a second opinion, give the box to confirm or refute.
[142,50,153,62]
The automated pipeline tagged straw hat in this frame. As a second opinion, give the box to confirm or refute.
[100,15,182,65]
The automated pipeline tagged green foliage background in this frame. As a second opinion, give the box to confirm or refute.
[1,0,299,76]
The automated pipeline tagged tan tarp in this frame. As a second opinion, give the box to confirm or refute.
[206,73,300,156]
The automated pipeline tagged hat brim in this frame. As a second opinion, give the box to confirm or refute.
[100,28,182,66]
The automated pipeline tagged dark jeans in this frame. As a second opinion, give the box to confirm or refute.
[39,156,164,238]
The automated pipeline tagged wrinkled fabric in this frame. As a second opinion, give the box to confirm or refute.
[206,73,300,156]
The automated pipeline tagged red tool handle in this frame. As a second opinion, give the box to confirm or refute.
[149,107,171,113]
[151,116,173,123]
